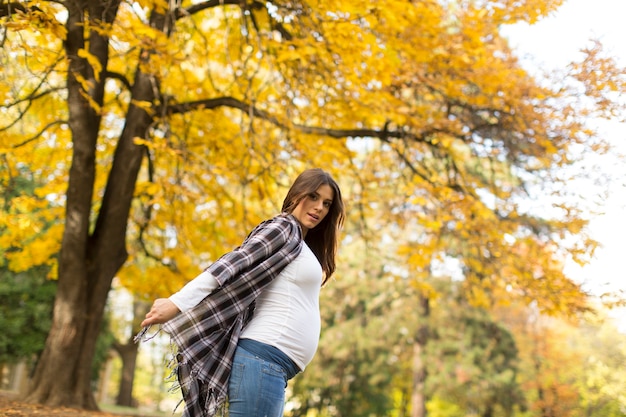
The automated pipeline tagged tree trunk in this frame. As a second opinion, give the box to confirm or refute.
[114,300,150,407]
[411,342,427,417]
[23,0,169,409]
[114,341,140,407]
[24,271,112,408]
[410,294,430,417]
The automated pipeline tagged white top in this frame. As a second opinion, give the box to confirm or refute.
[169,242,322,370]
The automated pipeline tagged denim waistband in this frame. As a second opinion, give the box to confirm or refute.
[238,338,301,380]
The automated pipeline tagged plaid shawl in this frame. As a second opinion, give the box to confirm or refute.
[160,214,303,417]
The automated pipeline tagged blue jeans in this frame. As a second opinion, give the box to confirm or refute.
[228,345,291,417]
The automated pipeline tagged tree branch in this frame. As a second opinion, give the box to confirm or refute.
[104,70,132,91]
[0,2,42,17]
[180,0,240,17]
[163,95,477,195]
[9,120,67,148]
[177,0,293,40]
[164,96,428,142]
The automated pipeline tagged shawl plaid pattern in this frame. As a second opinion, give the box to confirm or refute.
[160,214,303,417]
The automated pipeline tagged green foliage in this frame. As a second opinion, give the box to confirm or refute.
[426,303,525,416]
[0,266,56,362]
[569,313,626,416]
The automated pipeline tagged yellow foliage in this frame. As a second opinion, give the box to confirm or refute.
[6,223,63,272]
[3,4,67,39]
[1,0,621,315]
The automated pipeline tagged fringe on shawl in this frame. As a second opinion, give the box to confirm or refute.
[135,325,229,417]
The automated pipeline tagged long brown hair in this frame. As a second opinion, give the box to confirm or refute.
[281,168,345,284]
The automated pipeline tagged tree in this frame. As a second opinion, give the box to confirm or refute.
[1,0,623,410]
[575,312,626,417]
[426,299,525,417]
[495,303,626,417]
[110,293,150,407]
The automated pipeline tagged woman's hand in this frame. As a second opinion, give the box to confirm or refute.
[141,298,180,327]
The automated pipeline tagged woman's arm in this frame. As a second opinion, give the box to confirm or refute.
[169,269,220,311]
[140,214,300,326]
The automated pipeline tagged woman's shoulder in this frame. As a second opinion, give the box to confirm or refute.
[256,213,298,227]
[247,213,301,240]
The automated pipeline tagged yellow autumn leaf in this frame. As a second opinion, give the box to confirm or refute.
[77,48,103,82]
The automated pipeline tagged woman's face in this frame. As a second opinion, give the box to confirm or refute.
[291,184,334,238]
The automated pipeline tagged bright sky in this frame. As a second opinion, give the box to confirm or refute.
[501,0,626,330]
